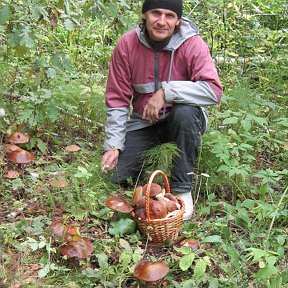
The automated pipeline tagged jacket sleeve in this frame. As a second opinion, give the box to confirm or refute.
[104,35,133,151]
[104,107,129,151]
[162,35,222,106]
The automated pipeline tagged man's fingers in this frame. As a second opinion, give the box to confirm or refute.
[108,159,118,171]
[142,105,148,119]
[104,158,118,171]
[143,104,160,123]
[101,150,119,172]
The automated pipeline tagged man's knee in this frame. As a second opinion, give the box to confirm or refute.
[169,105,205,133]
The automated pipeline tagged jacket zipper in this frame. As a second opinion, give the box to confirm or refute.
[154,52,167,116]
[154,52,159,92]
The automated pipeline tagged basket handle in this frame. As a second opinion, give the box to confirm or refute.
[145,170,171,221]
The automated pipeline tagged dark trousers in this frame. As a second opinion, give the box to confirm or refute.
[111,104,206,193]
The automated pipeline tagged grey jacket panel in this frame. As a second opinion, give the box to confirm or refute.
[162,80,219,106]
[104,107,129,151]
[133,80,218,107]
[133,83,155,94]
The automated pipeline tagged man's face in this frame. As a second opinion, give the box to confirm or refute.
[143,8,180,42]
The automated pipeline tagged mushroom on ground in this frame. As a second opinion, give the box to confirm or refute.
[105,196,134,213]
[65,144,81,152]
[180,238,200,251]
[60,238,94,259]
[5,170,20,179]
[4,144,20,153]
[7,148,35,164]
[5,132,30,144]
[134,260,169,282]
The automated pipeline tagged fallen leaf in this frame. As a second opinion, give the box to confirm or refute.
[51,221,80,241]
[49,177,68,188]
[51,221,66,239]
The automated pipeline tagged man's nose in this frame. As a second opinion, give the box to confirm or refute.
[157,14,166,24]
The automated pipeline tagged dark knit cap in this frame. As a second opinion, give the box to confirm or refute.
[142,0,183,18]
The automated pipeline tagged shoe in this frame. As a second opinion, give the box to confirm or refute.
[174,192,194,221]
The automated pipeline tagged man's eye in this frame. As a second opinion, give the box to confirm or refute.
[166,13,176,18]
[152,11,161,16]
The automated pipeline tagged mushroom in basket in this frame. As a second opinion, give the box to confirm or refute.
[132,183,181,221]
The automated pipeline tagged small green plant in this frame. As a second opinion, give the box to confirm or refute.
[143,143,180,178]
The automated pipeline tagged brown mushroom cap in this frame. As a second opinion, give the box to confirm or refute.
[105,196,134,213]
[65,144,81,152]
[166,200,178,212]
[7,148,35,164]
[134,260,169,282]
[5,170,20,179]
[180,238,200,251]
[135,196,146,209]
[5,132,30,144]
[149,199,168,220]
[131,186,143,206]
[4,144,21,153]
[143,182,162,197]
[60,238,94,259]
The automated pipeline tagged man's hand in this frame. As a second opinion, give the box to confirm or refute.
[101,149,119,172]
[142,88,165,123]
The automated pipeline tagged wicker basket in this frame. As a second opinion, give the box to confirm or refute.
[134,170,185,243]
